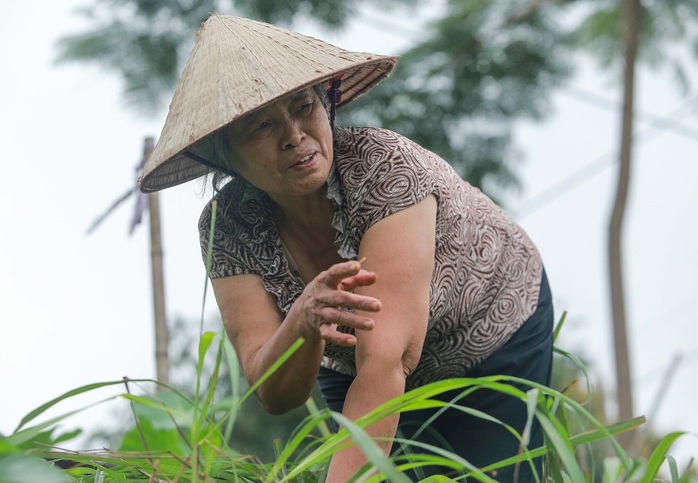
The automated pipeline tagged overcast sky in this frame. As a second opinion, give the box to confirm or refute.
[1,0,696,469]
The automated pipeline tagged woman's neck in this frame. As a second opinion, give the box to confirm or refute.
[270,186,335,240]
[271,186,343,282]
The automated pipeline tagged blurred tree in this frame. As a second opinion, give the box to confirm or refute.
[54,0,417,115]
[342,0,575,197]
[55,0,574,197]
[567,0,698,442]
[55,0,698,193]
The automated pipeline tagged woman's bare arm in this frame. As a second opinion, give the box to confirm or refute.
[326,194,437,482]
[212,261,382,414]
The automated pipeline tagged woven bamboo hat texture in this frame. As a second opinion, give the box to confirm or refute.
[138,14,398,192]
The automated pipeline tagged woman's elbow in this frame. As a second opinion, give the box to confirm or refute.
[255,388,308,415]
[359,347,421,382]
[401,356,419,379]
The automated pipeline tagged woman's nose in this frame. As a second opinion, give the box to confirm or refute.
[280,118,304,149]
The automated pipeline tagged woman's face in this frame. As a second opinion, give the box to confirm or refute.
[224,88,333,205]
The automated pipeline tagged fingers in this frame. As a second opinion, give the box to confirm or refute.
[323,260,379,295]
[297,260,382,345]
[320,325,356,347]
[318,320,367,347]
[317,305,375,330]
[321,289,381,313]
[320,327,357,346]
[323,260,363,285]
[339,270,377,293]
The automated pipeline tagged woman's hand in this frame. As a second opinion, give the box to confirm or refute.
[294,260,382,346]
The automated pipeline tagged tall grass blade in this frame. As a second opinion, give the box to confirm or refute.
[552,311,567,344]
[121,394,191,422]
[223,336,242,442]
[666,455,679,481]
[268,410,335,482]
[386,437,496,481]
[536,411,585,481]
[9,396,121,447]
[481,416,646,474]
[201,199,218,332]
[241,338,305,408]
[554,346,593,396]
[329,412,411,483]
[14,379,153,432]
[638,431,686,483]
[305,397,331,438]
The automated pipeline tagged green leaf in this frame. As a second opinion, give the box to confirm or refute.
[197,331,217,382]
[14,379,152,432]
[129,392,196,430]
[639,431,686,483]
[8,395,120,447]
[121,394,191,422]
[118,417,189,456]
[243,338,305,407]
[0,436,19,455]
[602,456,622,483]
[666,455,679,481]
[14,427,81,452]
[552,311,568,344]
[0,454,71,483]
[419,476,458,483]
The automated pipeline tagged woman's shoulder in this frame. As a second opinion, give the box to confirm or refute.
[198,178,271,240]
[335,126,413,154]
[198,180,238,229]
[335,126,439,171]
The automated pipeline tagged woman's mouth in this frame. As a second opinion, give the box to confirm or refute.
[291,152,315,167]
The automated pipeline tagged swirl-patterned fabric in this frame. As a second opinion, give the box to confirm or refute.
[199,127,542,389]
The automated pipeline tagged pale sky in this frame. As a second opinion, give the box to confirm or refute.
[1,0,696,471]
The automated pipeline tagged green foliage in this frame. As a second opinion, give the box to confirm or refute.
[54,0,574,198]
[55,0,698,199]
[166,315,326,463]
[341,0,573,197]
[3,322,696,482]
[55,0,215,113]
[54,0,418,115]
[570,0,698,92]
[0,453,71,483]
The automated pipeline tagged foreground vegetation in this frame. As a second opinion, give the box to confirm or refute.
[1,314,695,482]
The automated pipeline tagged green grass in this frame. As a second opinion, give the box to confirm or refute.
[1,325,695,482]
[1,205,694,481]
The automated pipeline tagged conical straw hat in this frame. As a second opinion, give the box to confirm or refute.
[139,14,398,192]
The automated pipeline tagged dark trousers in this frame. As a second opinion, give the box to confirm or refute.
[317,270,554,482]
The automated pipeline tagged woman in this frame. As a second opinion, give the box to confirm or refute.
[139,14,554,482]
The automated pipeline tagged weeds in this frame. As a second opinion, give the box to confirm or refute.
[1,323,695,481]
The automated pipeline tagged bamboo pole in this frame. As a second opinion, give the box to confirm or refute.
[609,0,640,447]
[143,137,170,390]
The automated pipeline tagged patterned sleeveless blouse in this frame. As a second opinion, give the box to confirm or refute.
[199,127,543,390]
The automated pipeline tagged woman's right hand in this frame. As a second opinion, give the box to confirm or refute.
[293,260,382,346]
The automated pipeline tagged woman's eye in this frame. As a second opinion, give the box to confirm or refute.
[255,120,271,131]
[297,102,313,114]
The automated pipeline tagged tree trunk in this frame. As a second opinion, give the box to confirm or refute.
[144,137,170,390]
[609,0,640,446]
